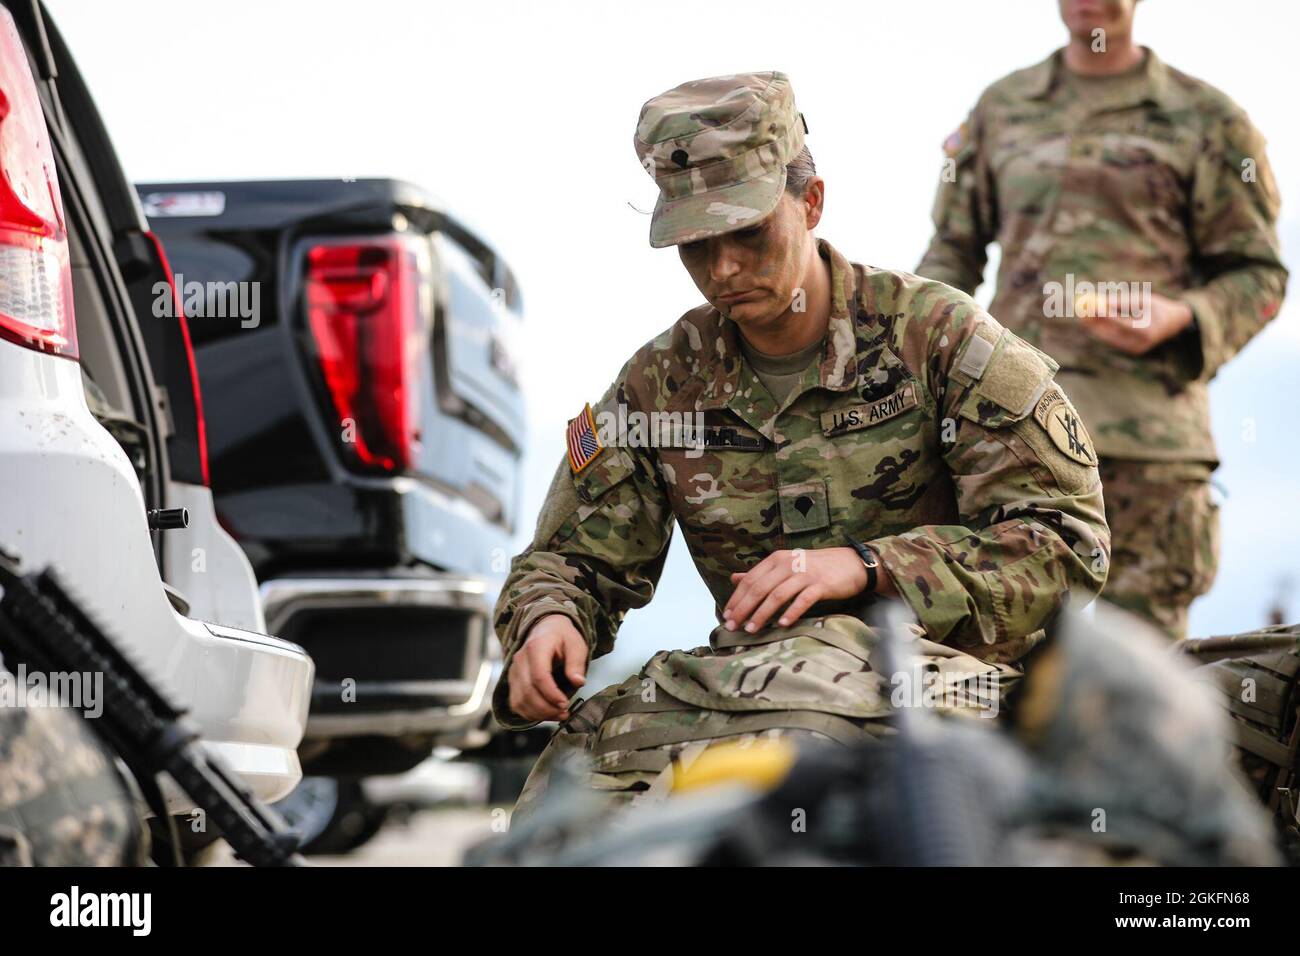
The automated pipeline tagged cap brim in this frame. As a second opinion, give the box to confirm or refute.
[648,168,787,249]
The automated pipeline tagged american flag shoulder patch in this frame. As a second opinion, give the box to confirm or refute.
[942,121,968,159]
[566,403,604,474]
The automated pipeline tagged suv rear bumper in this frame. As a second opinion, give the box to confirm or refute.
[0,344,313,812]
[260,574,496,747]
[172,619,313,808]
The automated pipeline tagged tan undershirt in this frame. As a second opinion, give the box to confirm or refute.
[740,335,826,408]
[1060,49,1149,106]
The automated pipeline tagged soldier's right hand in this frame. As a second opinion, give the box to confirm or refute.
[508,614,589,722]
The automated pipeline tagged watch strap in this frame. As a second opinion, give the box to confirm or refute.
[841,532,879,595]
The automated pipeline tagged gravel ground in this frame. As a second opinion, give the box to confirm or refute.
[208,807,506,867]
[312,807,504,866]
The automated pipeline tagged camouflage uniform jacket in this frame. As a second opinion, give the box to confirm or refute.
[492,239,1110,728]
[918,48,1287,463]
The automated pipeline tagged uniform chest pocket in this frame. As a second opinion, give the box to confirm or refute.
[991,129,1070,215]
[819,369,940,529]
[1097,127,1191,171]
[992,128,1070,178]
[1095,130,1191,210]
[820,381,922,437]
[655,420,773,536]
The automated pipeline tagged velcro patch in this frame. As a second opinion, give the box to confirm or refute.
[977,334,1056,416]
[957,334,995,381]
[821,383,919,435]
[566,403,604,473]
[1033,386,1096,466]
[778,479,831,535]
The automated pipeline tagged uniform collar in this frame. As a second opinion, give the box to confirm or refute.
[696,237,860,418]
[1024,46,1169,109]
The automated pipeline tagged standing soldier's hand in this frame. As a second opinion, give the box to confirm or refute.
[507,614,588,722]
[1079,291,1194,355]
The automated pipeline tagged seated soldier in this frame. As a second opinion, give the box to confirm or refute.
[492,71,1111,820]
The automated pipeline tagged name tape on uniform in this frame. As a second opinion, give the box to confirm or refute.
[821,383,919,436]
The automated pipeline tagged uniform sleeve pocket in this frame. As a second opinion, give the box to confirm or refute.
[575,447,638,514]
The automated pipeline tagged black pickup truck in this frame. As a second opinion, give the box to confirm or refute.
[137,180,526,800]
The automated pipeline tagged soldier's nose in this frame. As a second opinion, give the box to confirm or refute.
[710,268,741,286]
[709,251,742,284]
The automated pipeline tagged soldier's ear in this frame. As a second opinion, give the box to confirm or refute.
[802,177,825,231]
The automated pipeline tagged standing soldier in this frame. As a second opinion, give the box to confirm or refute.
[495,72,1110,819]
[918,0,1287,640]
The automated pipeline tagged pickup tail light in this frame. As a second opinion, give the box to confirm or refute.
[304,236,424,472]
[0,8,76,359]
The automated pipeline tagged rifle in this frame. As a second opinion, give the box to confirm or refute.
[1173,629,1300,664]
[1176,626,1300,844]
[0,557,303,866]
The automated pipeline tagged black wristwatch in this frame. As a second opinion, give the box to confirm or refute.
[842,532,879,595]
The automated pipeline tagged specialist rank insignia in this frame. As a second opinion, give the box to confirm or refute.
[1033,387,1095,466]
[566,402,604,474]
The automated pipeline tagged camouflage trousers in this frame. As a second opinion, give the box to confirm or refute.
[1098,459,1220,642]
[0,694,143,866]
[511,614,1020,824]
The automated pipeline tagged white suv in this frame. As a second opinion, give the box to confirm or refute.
[0,1,311,812]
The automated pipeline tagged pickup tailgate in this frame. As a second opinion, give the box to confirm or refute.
[137,179,525,541]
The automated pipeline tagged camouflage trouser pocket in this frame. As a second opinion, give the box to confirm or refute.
[1100,460,1220,640]
[1161,480,1220,603]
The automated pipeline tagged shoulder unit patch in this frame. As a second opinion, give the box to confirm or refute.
[1033,386,1096,466]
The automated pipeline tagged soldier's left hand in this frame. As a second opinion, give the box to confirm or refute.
[1080,292,1194,356]
[724,547,893,634]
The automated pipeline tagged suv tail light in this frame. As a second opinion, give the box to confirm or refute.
[0,8,76,359]
[304,236,424,472]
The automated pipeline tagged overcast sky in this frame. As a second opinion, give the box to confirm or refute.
[48,0,1300,680]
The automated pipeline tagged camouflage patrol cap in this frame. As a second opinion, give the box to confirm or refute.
[634,71,807,248]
